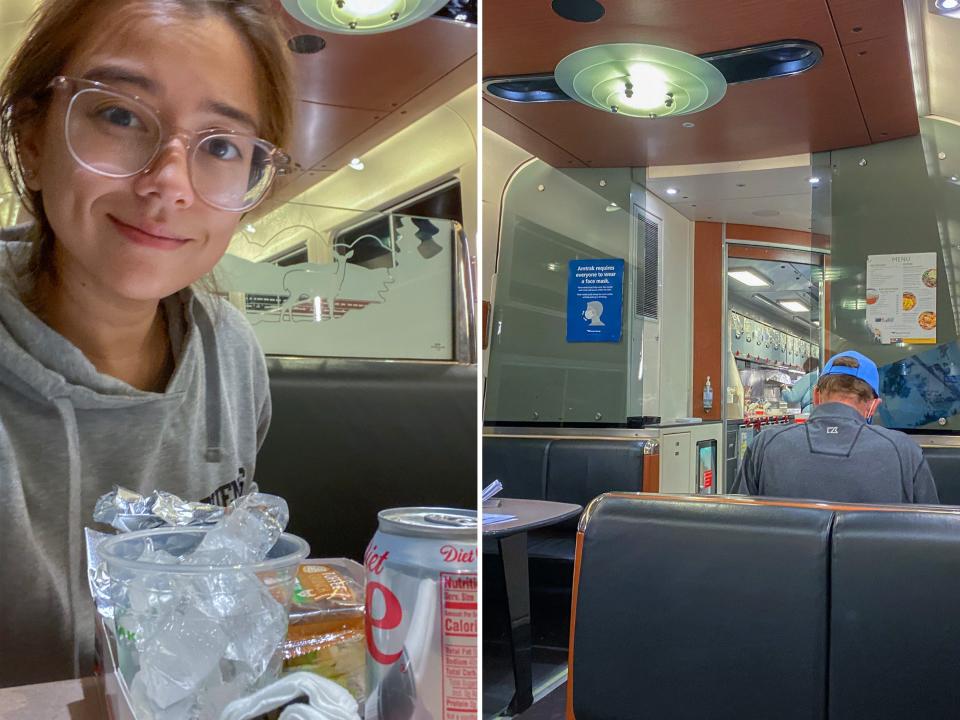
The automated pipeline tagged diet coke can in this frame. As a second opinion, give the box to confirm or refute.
[364,507,477,720]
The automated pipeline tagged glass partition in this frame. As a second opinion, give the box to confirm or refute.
[483,162,638,424]
[819,117,960,430]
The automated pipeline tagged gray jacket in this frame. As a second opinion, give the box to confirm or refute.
[734,402,939,504]
[0,252,271,687]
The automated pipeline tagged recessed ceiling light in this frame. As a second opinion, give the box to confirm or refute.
[349,158,365,171]
[808,176,820,184]
[287,34,326,54]
[554,43,727,118]
[280,0,448,34]
[937,0,960,10]
[605,202,621,212]
[682,121,695,128]
[666,187,678,195]
[779,300,810,312]
[552,0,605,22]
[728,269,772,287]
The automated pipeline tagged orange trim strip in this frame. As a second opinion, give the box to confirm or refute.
[726,223,823,249]
[642,454,660,493]
[600,491,960,516]
[566,531,585,720]
[693,221,723,420]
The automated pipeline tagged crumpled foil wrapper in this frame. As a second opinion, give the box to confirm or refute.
[87,486,226,616]
[93,486,224,533]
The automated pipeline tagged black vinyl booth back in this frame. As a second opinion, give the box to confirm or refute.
[256,357,477,561]
[571,494,833,720]
[918,444,960,505]
[829,510,960,720]
[570,494,960,720]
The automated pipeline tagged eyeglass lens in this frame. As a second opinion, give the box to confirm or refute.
[65,87,274,210]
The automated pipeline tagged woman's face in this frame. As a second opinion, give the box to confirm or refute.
[24,7,263,302]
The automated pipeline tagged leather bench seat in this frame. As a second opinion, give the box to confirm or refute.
[569,493,960,720]
[919,444,960,505]
[257,357,477,561]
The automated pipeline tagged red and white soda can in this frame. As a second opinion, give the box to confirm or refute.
[364,507,477,720]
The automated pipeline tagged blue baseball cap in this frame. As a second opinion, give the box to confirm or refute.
[821,350,880,397]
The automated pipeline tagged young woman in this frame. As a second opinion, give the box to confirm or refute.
[0,0,293,686]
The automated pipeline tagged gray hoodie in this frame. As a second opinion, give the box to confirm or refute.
[0,248,272,687]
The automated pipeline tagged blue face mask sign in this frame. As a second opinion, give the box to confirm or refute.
[566,258,624,343]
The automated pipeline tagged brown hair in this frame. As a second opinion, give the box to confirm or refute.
[802,356,819,373]
[816,355,876,403]
[0,0,293,298]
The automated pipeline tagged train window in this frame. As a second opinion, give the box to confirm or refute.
[270,245,308,267]
[214,187,474,363]
[332,181,463,271]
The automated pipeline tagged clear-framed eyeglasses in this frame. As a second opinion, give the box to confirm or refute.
[48,75,291,212]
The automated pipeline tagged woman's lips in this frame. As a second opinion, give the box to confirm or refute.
[109,215,191,250]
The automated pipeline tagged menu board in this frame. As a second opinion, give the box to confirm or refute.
[866,253,937,344]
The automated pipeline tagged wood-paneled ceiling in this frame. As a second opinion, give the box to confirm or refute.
[267,1,476,212]
[482,0,917,168]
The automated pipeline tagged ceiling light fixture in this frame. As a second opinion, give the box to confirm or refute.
[728,269,772,287]
[554,43,727,118]
[779,300,810,312]
[665,187,678,195]
[349,158,365,170]
[808,176,820,184]
[280,0,448,34]
[936,0,960,11]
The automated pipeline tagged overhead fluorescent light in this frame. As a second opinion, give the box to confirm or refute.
[728,269,772,287]
[666,187,679,195]
[779,300,809,312]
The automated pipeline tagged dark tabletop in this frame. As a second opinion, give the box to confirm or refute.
[482,498,583,537]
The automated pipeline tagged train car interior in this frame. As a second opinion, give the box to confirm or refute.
[481,1,960,717]
[0,0,479,564]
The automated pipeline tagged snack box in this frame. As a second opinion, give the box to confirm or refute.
[283,558,366,702]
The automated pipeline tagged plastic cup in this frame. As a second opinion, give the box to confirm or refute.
[98,527,309,718]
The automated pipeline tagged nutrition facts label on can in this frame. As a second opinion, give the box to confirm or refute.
[440,572,477,719]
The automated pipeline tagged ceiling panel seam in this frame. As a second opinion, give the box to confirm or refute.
[484,99,590,167]
[824,0,873,142]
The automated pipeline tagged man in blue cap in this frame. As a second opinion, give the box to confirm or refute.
[734,350,939,503]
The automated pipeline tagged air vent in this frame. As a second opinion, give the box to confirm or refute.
[482,74,571,103]
[483,39,822,104]
[636,210,660,319]
[701,40,822,84]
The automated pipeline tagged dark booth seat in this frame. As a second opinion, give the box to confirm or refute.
[919,444,960,505]
[256,357,477,562]
[569,493,960,720]
[482,436,655,562]
[571,493,832,720]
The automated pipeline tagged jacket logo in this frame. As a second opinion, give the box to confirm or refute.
[201,468,247,507]
[827,427,839,434]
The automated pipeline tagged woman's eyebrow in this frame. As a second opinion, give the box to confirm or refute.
[204,100,259,134]
[81,65,157,93]
[80,65,259,133]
